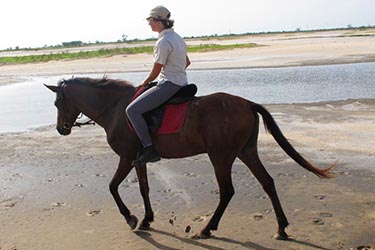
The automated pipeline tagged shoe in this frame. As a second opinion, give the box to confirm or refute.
[132,145,160,166]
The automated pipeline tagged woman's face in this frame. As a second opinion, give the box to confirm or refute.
[148,18,164,33]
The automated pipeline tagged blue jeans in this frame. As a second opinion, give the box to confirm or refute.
[126,81,182,147]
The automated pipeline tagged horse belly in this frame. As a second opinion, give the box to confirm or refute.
[153,104,206,158]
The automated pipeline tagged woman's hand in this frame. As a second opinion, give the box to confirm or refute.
[141,63,163,86]
[141,81,150,87]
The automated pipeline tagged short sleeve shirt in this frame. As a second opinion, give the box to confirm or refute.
[154,29,188,86]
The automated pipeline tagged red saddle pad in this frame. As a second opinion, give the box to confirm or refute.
[156,101,190,134]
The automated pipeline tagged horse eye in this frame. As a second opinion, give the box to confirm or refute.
[54,100,61,108]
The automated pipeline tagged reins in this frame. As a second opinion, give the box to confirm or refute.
[72,113,96,127]
[72,96,121,128]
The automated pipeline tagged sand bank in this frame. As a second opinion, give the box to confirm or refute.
[0,99,374,250]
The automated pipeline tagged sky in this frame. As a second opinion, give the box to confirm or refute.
[1,0,375,50]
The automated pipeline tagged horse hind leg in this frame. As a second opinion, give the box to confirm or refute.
[199,153,236,239]
[239,147,290,240]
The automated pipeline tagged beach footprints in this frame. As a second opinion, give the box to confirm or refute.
[192,212,213,223]
[0,197,21,209]
[51,202,66,208]
[86,209,102,217]
[1,199,17,209]
[183,172,198,178]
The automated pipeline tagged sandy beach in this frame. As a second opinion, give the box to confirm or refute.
[0,29,374,250]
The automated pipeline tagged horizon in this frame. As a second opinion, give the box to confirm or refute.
[2,0,375,50]
[3,25,374,52]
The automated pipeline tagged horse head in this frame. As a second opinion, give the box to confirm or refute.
[45,79,81,135]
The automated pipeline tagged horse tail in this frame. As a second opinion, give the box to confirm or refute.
[252,103,336,179]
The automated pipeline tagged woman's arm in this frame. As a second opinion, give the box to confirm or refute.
[141,63,163,86]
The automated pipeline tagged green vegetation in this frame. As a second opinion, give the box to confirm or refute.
[61,41,83,47]
[0,46,154,65]
[0,43,257,65]
[1,25,373,65]
[188,43,257,52]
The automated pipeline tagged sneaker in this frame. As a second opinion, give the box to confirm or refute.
[132,145,160,166]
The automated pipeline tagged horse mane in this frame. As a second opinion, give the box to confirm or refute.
[62,76,136,91]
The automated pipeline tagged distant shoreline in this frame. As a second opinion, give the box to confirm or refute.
[1,26,374,53]
[0,28,375,86]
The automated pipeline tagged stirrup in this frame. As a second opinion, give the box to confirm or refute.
[132,145,160,167]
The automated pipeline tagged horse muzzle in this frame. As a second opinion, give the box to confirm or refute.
[57,122,72,135]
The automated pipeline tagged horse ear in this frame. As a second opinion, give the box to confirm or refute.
[44,84,60,93]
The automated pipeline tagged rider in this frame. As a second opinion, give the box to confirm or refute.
[126,5,191,166]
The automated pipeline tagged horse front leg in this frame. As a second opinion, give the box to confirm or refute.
[134,163,154,230]
[109,157,138,229]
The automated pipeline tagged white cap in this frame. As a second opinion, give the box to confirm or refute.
[147,5,171,20]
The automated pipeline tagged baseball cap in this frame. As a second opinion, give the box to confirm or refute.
[147,5,171,20]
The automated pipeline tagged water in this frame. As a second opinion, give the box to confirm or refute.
[189,63,375,104]
[0,62,374,133]
[0,77,57,133]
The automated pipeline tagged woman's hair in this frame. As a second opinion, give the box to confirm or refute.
[161,19,174,29]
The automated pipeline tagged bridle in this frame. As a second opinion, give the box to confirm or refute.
[57,79,95,129]
[56,79,120,129]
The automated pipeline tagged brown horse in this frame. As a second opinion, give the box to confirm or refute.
[45,77,335,240]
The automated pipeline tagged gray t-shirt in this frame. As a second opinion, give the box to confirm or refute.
[154,29,188,86]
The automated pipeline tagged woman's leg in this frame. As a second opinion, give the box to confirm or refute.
[126,81,181,147]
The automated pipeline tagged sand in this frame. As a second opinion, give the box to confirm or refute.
[0,29,374,250]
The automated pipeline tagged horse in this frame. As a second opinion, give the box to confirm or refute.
[45,77,335,240]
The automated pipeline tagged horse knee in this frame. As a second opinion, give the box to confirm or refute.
[261,178,276,195]
[228,187,235,198]
[109,182,118,195]
[220,186,235,201]
[140,185,149,197]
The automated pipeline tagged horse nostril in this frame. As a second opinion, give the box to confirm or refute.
[63,122,71,129]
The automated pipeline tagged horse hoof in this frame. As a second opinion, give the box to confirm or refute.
[138,220,151,230]
[127,215,138,230]
[194,230,211,239]
[273,232,290,240]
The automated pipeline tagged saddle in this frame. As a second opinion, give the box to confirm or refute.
[130,82,197,134]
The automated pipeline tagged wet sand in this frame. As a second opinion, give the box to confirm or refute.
[1,29,375,250]
[1,99,374,250]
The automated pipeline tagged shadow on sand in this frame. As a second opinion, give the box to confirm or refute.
[135,228,275,250]
[135,228,333,250]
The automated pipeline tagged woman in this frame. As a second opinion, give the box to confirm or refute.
[126,5,191,166]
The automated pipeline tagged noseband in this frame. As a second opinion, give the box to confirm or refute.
[55,80,70,129]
